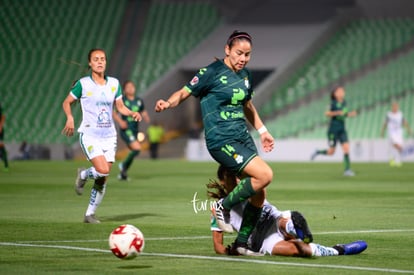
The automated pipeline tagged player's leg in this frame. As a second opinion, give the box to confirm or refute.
[227,160,273,253]
[391,133,404,166]
[118,130,141,180]
[311,132,336,160]
[0,131,9,170]
[0,143,8,171]
[340,130,354,176]
[77,136,116,223]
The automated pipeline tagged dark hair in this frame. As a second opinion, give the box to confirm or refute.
[330,86,342,101]
[88,48,106,62]
[226,30,252,48]
[207,165,237,200]
[122,80,135,90]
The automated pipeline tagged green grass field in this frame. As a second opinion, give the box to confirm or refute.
[0,160,413,274]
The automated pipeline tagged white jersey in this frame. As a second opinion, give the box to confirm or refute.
[211,200,287,254]
[385,111,404,145]
[70,76,122,138]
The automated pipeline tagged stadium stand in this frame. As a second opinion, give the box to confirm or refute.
[266,48,414,139]
[128,1,220,93]
[1,0,128,144]
[0,0,219,147]
[261,18,414,117]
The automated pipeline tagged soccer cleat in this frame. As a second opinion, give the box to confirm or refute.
[227,242,264,256]
[343,169,355,177]
[333,240,367,255]
[75,168,87,195]
[84,214,101,224]
[118,163,128,181]
[212,199,233,233]
[291,211,313,243]
[310,150,318,161]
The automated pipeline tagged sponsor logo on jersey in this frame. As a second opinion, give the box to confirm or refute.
[190,76,199,86]
[244,77,250,89]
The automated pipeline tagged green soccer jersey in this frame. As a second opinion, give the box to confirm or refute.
[184,59,253,150]
[329,99,349,130]
[120,96,145,133]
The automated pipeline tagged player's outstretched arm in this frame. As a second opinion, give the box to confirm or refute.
[155,88,191,112]
[61,94,76,137]
[212,231,227,254]
[115,98,142,122]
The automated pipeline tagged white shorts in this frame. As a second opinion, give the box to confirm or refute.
[389,132,403,146]
[257,220,285,255]
[79,133,117,162]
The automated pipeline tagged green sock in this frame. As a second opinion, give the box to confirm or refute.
[344,154,350,171]
[236,202,262,244]
[317,149,328,155]
[123,150,140,170]
[0,147,8,168]
[222,177,255,210]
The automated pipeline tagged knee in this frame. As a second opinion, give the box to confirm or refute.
[95,167,110,176]
[257,166,273,188]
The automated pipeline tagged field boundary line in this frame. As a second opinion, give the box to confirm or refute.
[0,241,413,274]
[15,228,414,243]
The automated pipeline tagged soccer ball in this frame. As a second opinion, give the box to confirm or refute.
[108,224,145,259]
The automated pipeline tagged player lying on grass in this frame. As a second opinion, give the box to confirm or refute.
[208,165,367,257]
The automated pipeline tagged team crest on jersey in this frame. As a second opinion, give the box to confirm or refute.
[111,86,116,93]
[86,91,93,97]
[190,76,199,86]
[244,78,250,89]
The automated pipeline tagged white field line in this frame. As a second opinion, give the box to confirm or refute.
[0,241,413,274]
[16,228,414,243]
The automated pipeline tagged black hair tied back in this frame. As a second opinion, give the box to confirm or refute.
[226,30,252,47]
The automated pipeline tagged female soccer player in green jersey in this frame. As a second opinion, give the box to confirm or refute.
[113,81,150,180]
[155,31,275,254]
[311,86,357,176]
[62,49,141,223]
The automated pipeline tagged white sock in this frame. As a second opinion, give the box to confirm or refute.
[309,243,339,256]
[394,148,402,164]
[83,167,108,180]
[85,184,106,216]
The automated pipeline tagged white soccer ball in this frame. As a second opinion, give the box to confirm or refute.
[109,224,145,259]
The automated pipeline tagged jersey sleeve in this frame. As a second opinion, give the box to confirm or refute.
[210,214,222,232]
[184,66,214,98]
[139,98,145,111]
[115,82,123,101]
[70,80,82,99]
[245,69,254,101]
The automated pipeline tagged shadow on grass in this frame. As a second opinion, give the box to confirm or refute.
[103,213,162,222]
[118,265,153,270]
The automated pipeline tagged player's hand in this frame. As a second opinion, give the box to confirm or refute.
[261,131,274,152]
[348,110,357,117]
[62,118,75,137]
[131,112,142,122]
[155,100,170,112]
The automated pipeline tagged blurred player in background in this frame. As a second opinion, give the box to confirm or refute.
[155,30,275,255]
[113,81,150,180]
[62,48,141,223]
[311,86,357,176]
[147,121,165,159]
[0,102,9,172]
[209,165,368,257]
[381,102,412,167]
